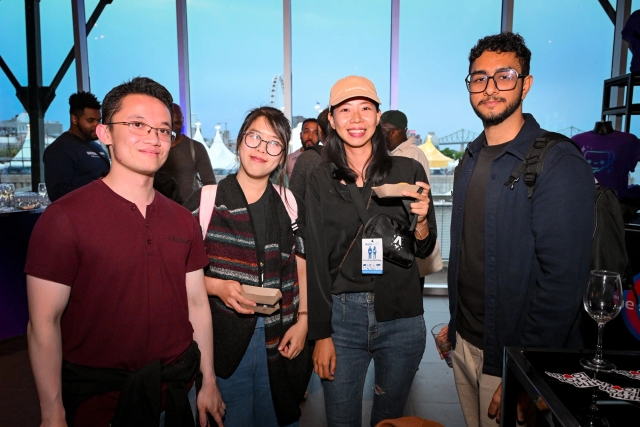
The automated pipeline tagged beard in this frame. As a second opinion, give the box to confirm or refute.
[78,126,97,141]
[471,88,523,127]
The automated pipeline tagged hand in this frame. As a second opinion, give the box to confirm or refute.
[402,181,431,225]
[279,319,308,359]
[196,377,225,427]
[435,325,448,360]
[205,277,255,314]
[488,382,532,425]
[313,337,336,380]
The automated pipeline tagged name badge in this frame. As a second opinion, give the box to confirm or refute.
[362,238,383,275]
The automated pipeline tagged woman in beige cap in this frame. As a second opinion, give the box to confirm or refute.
[305,76,438,426]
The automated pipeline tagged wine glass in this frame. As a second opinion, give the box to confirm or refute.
[0,185,6,208]
[6,183,15,207]
[580,270,623,373]
[38,183,48,205]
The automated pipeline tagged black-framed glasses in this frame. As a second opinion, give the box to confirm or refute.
[465,69,527,93]
[243,131,284,156]
[106,122,176,142]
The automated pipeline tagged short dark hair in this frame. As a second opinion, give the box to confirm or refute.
[69,91,101,117]
[326,102,392,185]
[101,77,173,126]
[236,106,292,190]
[301,118,317,129]
[468,32,531,76]
[317,108,330,137]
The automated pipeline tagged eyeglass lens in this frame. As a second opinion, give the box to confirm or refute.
[244,133,283,156]
[126,122,174,142]
[466,70,520,93]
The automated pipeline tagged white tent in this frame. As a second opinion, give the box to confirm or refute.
[288,122,303,154]
[208,125,237,170]
[192,121,205,145]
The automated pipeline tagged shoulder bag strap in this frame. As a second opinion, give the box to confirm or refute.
[189,138,202,186]
[346,182,372,226]
[338,183,373,271]
[199,185,217,239]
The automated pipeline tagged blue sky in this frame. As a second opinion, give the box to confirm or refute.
[0,0,626,143]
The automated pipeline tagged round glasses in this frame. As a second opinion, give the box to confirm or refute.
[243,131,284,156]
[106,121,175,143]
[465,69,527,93]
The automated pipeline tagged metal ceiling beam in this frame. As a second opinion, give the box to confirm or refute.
[598,0,616,24]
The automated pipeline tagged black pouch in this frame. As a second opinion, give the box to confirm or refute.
[347,183,420,269]
[363,214,416,268]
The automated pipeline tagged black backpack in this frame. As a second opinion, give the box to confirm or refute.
[505,132,631,286]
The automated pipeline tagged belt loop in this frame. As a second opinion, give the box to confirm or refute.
[340,293,346,303]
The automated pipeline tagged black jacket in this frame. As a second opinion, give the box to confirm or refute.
[306,157,437,340]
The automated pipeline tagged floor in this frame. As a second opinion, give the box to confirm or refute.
[0,296,465,427]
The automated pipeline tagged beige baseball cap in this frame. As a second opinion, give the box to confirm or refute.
[329,76,381,107]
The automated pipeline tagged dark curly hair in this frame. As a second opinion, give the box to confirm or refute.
[69,91,101,117]
[468,32,531,76]
[102,77,173,126]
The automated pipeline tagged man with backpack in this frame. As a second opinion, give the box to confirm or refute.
[445,32,594,427]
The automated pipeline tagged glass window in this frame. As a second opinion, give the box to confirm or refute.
[85,0,179,111]
[291,0,391,123]
[0,1,28,188]
[187,0,283,178]
[0,1,72,190]
[398,0,500,150]
[398,1,501,261]
[514,0,613,134]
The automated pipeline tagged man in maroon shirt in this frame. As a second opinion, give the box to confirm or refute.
[25,77,224,427]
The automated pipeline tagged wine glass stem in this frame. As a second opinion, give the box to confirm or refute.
[594,323,605,364]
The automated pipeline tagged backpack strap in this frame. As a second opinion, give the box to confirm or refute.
[199,185,217,240]
[504,132,581,199]
[271,184,299,231]
[198,183,299,240]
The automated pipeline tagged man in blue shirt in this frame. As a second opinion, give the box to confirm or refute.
[43,91,110,201]
[445,33,594,427]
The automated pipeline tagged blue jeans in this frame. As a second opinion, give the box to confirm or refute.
[323,293,426,427]
[216,317,299,427]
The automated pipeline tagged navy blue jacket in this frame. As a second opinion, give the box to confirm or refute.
[447,114,594,377]
[43,132,110,202]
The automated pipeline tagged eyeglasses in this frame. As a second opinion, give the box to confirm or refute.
[106,122,176,142]
[465,69,527,93]
[243,131,284,156]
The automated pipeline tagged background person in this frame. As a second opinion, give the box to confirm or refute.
[306,76,437,427]
[43,91,110,202]
[158,103,215,203]
[289,110,328,201]
[185,106,311,427]
[285,118,320,179]
[381,110,431,180]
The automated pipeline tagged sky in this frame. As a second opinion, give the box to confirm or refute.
[0,0,630,146]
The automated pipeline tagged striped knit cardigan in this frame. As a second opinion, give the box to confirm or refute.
[187,174,311,425]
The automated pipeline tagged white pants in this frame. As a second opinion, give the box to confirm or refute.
[451,332,502,427]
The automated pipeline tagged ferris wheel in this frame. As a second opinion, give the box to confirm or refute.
[269,75,285,111]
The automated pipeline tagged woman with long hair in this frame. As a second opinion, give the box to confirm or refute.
[185,106,311,427]
[306,76,437,426]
